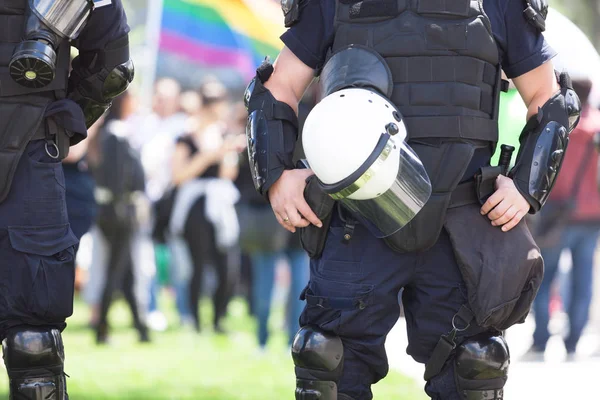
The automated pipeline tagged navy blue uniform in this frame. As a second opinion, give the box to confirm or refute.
[282,1,555,399]
[0,0,129,339]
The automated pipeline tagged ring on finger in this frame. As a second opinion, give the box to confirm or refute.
[282,216,290,222]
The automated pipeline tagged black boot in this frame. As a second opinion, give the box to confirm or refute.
[3,328,69,400]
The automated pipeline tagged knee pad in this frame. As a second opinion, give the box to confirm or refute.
[454,333,509,400]
[3,327,67,400]
[292,326,344,400]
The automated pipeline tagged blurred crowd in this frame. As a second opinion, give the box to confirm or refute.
[63,76,311,351]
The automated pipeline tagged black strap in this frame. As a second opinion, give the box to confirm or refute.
[424,305,474,381]
[406,116,498,141]
[464,389,504,400]
[304,293,369,311]
[348,0,397,19]
[449,181,479,208]
[272,101,299,128]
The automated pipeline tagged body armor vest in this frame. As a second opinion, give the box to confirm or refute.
[332,0,501,142]
[0,0,71,203]
[330,0,503,252]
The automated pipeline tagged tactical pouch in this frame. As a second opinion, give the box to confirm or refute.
[444,203,543,330]
[0,100,47,203]
[300,175,336,259]
[384,141,477,253]
[475,166,502,204]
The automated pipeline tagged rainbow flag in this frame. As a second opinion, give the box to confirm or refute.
[160,0,285,78]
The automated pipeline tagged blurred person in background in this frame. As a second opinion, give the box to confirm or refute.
[180,89,203,132]
[87,96,150,344]
[128,77,187,332]
[63,92,137,252]
[130,77,187,201]
[154,89,203,327]
[83,92,149,328]
[170,79,246,333]
[525,79,600,361]
[231,102,256,317]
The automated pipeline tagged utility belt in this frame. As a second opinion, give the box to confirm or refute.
[300,143,543,374]
[300,177,483,259]
[301,140,502,257]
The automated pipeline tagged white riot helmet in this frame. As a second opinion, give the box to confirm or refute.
[303,88,432,237]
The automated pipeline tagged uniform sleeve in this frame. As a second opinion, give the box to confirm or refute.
[501,0,556,78]
[75,0,130,51]
[280,0,334,70]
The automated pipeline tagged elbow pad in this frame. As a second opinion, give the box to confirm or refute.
[509,72,581,213]
[244,59,299,197]
[68,34,134,128]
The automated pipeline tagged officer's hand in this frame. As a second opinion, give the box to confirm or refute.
[269,169,323,233]
[480,175,530,232]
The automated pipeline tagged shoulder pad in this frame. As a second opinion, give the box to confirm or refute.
[282,0,301,28]
[523,0,548,32]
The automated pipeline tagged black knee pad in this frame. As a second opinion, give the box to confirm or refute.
[292,326,344,400]
[3,327,67,400]
[454,333,509,400]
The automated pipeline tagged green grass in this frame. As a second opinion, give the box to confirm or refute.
[0,295,426,400]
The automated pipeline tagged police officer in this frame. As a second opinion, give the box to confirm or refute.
[245,0,580,399]
[0,0,133,398]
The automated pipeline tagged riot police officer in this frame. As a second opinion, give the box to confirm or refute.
[245,0,580,399]
[0,0,133,398]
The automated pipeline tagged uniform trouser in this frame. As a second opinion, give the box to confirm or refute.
[0,140,78,339]
[301,210,487,400]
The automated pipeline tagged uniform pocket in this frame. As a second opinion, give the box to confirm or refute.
[27,141,66,190]
[8,223,78,321]
[300,276,374,335]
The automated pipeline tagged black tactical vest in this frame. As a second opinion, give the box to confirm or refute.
[330,0,503,252]
[332,0,501,143]
[0,0,71,203]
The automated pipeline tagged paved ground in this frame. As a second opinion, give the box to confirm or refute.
[386,313,600,399]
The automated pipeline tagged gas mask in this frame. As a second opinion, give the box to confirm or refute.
[9,0,94,88]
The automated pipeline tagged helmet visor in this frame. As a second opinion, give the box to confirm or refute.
[327,140,431,238]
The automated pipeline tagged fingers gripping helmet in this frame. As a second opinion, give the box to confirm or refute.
[303,88,432,237]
